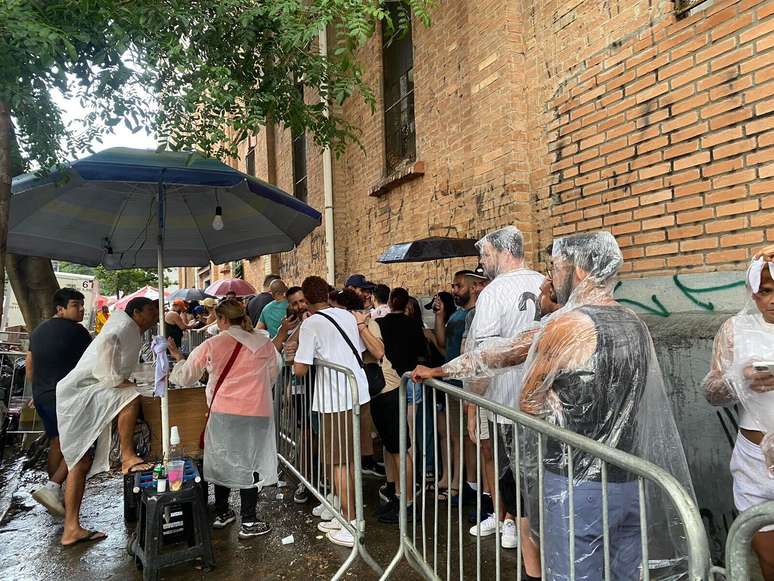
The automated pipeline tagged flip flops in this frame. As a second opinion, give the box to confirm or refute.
[122,459,154,475]
[62,530,107,547]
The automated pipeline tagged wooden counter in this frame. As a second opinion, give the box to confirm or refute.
[141,387,207,459]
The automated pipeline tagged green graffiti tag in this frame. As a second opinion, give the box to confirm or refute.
[615,281,671,317]
[672,275,745,311]
[614,276,746,318]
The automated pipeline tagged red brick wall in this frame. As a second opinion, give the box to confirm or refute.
[531,0,774,276]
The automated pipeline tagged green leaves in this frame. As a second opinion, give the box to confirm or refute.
[2,0,434,167]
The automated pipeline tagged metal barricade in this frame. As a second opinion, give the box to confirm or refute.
[0,350,42,457]
[720,501,774,580]
[181,329,209,354]
[273,358,382,580]
[381,376,712,581]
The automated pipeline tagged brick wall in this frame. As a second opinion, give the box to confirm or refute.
[529,0,774,276]
[183,0,773,295]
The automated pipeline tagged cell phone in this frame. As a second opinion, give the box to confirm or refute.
[753,362,774,373]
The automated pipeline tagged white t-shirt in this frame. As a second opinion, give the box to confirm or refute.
[467,268,544,421]
[294,307,371,413]
[732,313,774,431]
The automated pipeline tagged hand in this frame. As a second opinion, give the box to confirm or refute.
[167,337,184,361]
[753,245,774,262]
[743,364,774,393]
[411,365,443,382]
[278,316,294,335]
[433,296,445,317]
[467,405,478,442]
[354,311,370,325]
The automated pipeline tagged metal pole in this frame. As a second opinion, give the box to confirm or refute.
[157,180,169,460]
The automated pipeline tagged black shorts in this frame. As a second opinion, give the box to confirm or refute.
[370,388,411,455]
[34,399,58,438]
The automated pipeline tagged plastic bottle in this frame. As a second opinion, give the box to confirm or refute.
[169,425,182,461]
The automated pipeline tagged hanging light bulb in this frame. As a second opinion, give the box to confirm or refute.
[104,240,119,268]
[212,206,224,231]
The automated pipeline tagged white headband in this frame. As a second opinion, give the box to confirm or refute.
[747,258,774,293]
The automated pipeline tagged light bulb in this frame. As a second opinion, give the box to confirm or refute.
[104,245,119,268]
[212,206,224,231]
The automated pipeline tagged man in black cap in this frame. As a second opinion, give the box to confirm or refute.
[345,274,375,311]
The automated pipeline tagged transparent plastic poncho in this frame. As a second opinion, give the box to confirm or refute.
[703,258,774,474]
[443,231,696,580]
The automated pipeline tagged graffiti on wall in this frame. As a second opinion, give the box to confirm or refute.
[615,275,745,317]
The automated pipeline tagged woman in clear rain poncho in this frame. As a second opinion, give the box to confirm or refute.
[414,230,696,581]
[169,299,280,539]
[703,249,774,579]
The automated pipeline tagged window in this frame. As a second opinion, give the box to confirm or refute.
[246,147,256,177]
[382,5,416,175]
[291,129,308,203]
[675,0,713,16]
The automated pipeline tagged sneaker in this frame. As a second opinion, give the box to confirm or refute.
[378,503,414,524]
[213,509,237,529]
[326,525,355,548]
[238,521,272,538]
[317,518,341,533]
[361,458,386,478]
[312,494,339,518]
[378,482,395,504]
[376,495,398,517]
[468,494,495,524]
[293,483,309,504]
[469,513,498,537]
[32,486,65,517]
[501,518,518,549]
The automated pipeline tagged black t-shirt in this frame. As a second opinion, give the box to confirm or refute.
[247,292,273,326]
[376,313,428,376]
[29,318,92,407]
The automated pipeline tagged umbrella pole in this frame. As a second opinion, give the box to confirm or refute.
[157,183,170,461]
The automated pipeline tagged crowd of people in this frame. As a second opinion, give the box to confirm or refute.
[21,227,774,580]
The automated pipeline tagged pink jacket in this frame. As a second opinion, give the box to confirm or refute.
[170,327,281,417]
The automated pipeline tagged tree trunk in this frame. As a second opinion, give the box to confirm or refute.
[7,255,59,332]
[0,102,11,329]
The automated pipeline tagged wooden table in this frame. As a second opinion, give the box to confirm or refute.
[141,387,207,459]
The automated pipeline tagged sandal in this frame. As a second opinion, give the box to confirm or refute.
[62,530,107,546]
[437,488,459,502]
[122,459,154,475]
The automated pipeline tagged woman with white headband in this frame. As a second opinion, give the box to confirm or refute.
[703,247,774,580]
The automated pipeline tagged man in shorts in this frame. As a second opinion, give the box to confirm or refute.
[27,288,93,516]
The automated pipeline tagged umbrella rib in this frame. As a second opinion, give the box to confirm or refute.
[181,193,214,264]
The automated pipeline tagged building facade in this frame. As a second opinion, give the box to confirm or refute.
[182,0,772,313]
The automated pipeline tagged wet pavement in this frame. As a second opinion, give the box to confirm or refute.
[0,452,516,581]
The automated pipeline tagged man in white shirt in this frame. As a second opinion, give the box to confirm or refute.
[463,226,543,571]
[294,276,370,549]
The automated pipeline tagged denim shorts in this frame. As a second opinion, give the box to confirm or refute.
[406,379,423,404]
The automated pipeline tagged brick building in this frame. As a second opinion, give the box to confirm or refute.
[181,0,773,313]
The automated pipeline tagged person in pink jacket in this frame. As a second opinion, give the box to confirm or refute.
[168,299,281,539]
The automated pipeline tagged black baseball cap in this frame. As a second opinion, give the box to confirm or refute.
[456,265,489,280]
[344,274,375,290]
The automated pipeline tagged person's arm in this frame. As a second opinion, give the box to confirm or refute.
[753,244,774,261]
[93,333,134,388]
[272,317,294,353]
[355,312,384,360]
[519,311,596,415]
[433,298,448,355]
[166,311,187,331]
[25,351,32,382]
[168,338,208,387]
[702,319,738,405]
[293,321,315,377]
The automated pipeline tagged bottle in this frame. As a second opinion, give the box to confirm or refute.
[169,426,182,461]
[152,463,162,491]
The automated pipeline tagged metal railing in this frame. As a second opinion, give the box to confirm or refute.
[381,376,713,581]
[720,501,774,580]
[273,359,382,579]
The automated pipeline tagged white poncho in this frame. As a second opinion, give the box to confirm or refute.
[56,308,144,476]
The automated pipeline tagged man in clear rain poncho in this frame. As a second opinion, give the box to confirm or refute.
[414,231,696,581]
[703,245,774,580]
[56,297,159,546]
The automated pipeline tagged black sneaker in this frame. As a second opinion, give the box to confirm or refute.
[213,509,237,529]
[293,483,309,504]
[378,503,414,524]
[238,521,272,538]
[376,495,399,517]
[378,482,396,504]
[361,458,386,478]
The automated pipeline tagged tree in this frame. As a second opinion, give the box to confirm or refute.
[0,0,433,330]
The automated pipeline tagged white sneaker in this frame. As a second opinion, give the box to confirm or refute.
[469,513,498,537]
[326,523,355,548]
[312,494,339,518]
[317,518,341,533]
[501,518,518,549]
[32,487,65,517]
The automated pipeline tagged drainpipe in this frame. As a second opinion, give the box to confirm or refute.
[319,26,336,285]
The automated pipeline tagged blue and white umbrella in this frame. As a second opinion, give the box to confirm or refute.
[10,147,321,456]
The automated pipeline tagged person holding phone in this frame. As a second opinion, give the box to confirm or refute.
[703,250,774,580]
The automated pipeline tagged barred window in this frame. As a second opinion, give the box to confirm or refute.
[382,5,416,175]
[291,128,308,203]
[675,0,714,17]
[245,147,256,177]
